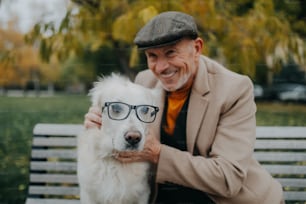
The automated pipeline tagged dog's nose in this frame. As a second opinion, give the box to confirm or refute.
[124,131,142,146]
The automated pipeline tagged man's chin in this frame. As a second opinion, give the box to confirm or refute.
[161,83,177,92]
[162,77,190,92]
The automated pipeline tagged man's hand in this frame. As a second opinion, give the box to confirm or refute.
[84,106,102,129]
[114,132,161,164]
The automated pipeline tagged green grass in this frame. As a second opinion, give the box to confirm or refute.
[0,95,90,204]
[0,96,305,203]
[256,102,306,126]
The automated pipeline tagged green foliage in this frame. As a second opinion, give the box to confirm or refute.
[274,0,306,38]
[23,0,305,84]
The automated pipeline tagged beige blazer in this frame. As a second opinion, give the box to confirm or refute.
[135,55,284,204]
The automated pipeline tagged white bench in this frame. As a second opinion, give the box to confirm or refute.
[25,124,306,204]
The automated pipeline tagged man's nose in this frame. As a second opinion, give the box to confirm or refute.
[155,57,169,73]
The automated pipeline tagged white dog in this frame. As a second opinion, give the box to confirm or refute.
[77,74,160,204]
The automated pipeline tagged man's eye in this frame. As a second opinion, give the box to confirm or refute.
[166,50,176,56]
[148,54,157,59]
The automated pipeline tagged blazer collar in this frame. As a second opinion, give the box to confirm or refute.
[193,55,210,96]
[186,56,210,153]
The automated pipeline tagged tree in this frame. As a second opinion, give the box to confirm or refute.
[24,0,305,84]
[0,20,39,88]
[0,18,62,94]
[25,0,161,79]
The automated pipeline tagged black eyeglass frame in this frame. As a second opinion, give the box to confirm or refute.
[102,102,159,123]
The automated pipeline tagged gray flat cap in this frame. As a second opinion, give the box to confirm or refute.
[134,11,198,50]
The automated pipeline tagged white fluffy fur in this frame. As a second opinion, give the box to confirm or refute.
[77,74,160,204]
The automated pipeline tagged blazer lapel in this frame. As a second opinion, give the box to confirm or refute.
[186,57,210,153]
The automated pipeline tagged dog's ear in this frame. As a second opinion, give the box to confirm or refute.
[89,78,107,108]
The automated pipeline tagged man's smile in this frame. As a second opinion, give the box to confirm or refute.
[160,68,178,79]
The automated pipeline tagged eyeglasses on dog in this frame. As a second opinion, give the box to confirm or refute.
[102,102,159,123]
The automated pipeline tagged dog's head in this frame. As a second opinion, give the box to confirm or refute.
[89,73,161,152]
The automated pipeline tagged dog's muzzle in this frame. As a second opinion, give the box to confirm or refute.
[124,130,142,149]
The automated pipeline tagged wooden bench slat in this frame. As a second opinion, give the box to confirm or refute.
[33,137,77,147]
[30,161,76,171]
[254,152,306,162]
[29,186,79,196]
[255,140,306,149]
[284,191,306,201]
[26,198,80,204]
[277,178,306,188]
[256,126,306,138]
[30,174,78,184]
[33,124,83,136]
[263,164,306,174]
[32,149,77,159]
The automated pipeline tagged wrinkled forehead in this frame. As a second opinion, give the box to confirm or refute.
[144,38,193,55]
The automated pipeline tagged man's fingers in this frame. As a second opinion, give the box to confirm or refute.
[116,151,139,158]
[84,119,101,129]
[89,106,102,116]
[116,155,144,163]
[84,106,102,129]
[114,151,150,163]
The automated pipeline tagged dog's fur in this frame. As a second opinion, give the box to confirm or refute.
[77,74,160,204]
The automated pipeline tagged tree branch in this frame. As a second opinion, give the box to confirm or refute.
[71,0,100,8]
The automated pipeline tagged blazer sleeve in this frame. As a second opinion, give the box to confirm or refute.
[155,76,257,198]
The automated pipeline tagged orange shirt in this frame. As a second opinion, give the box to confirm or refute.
[164,78,193,135]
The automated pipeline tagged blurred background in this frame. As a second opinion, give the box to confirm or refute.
[0,0,305,203]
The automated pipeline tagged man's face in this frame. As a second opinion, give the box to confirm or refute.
[145,38,203,91]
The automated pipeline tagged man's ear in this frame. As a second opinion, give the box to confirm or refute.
[194,37,203,56]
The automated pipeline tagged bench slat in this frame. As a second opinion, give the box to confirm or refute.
[263,164,306,174]
[30,161,76,171]
[256,126,306,138]
[26,198,80,204]
[33,137,77,147]
[29,186,79,196]
[284,191,306,201]
[30,174,78,184]
[32,149,77,159]
[33,124,83,136]
[254,152,306,162]
[277,178,306,188]
[255,140,306,149]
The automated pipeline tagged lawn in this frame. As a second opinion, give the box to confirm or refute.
[0,95,305,203]
[0,95,90,204]
[256,101,306,126]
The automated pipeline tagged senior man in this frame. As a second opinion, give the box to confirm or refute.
[84,11,284,204]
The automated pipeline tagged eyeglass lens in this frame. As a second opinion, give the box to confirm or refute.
[136,105,156,122]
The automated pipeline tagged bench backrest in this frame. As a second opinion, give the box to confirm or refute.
[254,126,306,202]
[26,124,83,204]
[26,124,306,203]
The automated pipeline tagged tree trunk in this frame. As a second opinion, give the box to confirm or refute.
[113,41,137,80]
[267,68,274,86]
